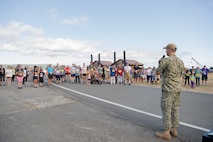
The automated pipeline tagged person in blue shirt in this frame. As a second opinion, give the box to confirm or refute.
[201,65,209,86]
[194,67,202,86]
[110,65,116,84]
[190,73,196,89]
[47,64,54,86]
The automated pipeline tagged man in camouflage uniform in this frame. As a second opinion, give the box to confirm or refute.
[155,43,185,140]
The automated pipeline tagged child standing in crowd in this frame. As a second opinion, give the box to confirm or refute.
[190,73,195,89]
[39,68,45,87]
[16,65,24,89]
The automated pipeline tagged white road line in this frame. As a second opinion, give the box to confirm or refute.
[53,83,211,132]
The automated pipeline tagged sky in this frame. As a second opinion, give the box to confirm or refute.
[0,0,213,68]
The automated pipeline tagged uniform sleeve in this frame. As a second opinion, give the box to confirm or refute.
[156,59,167,74]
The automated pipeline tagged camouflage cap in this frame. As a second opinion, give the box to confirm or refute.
[163,43,177,51]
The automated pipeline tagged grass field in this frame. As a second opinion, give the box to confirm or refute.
[138,73,213,94]
[182,72,213,94]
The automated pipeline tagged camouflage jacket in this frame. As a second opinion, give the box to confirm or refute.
[156,55,185,92]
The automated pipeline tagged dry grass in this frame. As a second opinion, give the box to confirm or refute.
[136,73,213,94]
[182,73,213,94]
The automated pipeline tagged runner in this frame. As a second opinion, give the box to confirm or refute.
[75,65,81,83]
[81,63,87,84]
[60,65,65,82]
[64,65,71,82]
[39,68,45,87]
[33,66,39,88]
[54,65,61,84]
[70,64,76,83]
[47,64,54,86]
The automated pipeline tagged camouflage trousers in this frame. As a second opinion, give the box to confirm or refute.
[161,90,181,130]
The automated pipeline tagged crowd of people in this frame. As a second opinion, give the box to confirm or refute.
[184,65,210,88]
[0,63,210,89]
[0,64,46,89]
[45,62,159,86]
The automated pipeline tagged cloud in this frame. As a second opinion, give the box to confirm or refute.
[0,21,99,58]
[0,21,174,67]
[47,8,89,26]
[62,16,89,26]
[0,21,44,41]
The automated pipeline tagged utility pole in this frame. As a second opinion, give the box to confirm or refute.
[191,57,202,68]
[91,54,93,63]
[123,51,126,66]
[98,53,100,65]
[114,52,116,63]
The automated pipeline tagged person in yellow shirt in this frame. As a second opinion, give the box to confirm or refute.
[190,73,196,89]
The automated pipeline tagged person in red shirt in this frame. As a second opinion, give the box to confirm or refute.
[64,65,71,82]
[116,65,124,85]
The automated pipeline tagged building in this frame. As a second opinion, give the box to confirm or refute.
[92,60,113,67]
[111,59,143,68]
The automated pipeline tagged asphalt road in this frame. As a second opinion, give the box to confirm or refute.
[54,82,213,142]
[0,81,212,142]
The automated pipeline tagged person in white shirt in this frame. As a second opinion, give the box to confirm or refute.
[124,64,132,85]
[5,66,13,86]
[146,67,152,84]
[81,63,87,84]
[70,64,76,83]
